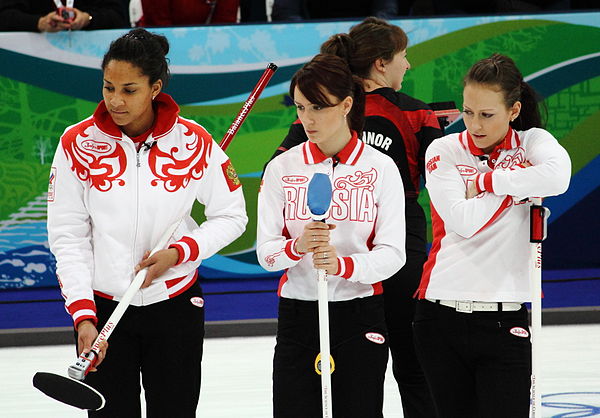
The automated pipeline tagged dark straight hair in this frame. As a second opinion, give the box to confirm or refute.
[101,28,170,87]
[464,53,544,130]
[289,54,365,135]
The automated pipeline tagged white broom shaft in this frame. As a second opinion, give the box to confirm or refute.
[530,196,543,417]
[90,221,179,352]
[87,63,275,353]
[531,242,542,417]
[317,269,332,418]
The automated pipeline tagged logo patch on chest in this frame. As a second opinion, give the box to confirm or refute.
[456,164,477,176]
[62,128,127,192]
[282,175,308,184]
[81,140,113,154]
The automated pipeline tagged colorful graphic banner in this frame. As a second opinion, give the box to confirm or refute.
[1,12,599,289]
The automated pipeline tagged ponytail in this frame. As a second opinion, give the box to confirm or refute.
[349,76,365,135]
[514,81,545,130]
[320,17,407,79]
[321,33,355,68]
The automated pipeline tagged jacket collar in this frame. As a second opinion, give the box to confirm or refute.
[461,128,521,156]
[92,92,180,140]
[302,131,364,165]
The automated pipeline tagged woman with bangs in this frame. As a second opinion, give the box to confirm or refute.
[257,53,407,417]
[268,16,441,418]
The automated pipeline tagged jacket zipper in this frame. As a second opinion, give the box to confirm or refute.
[133,143,143,304]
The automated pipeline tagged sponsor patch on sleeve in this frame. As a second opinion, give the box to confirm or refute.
[190,296,204,308]
[510,327,529,338]
[365,332,386,344]
[426,155,441,173]
[47,167,57,202]
[221,159,242,192]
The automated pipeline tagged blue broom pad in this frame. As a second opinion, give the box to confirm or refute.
[307,173,332,216]
[33,371,105,411]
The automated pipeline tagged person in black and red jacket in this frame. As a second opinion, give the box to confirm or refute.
[267,16,442,418]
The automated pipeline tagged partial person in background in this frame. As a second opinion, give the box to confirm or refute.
[239,0,268,22]
[427,0,572,14]
[138,0,239,26]
[571,0,598,9]
[271,0,400,21]
[0,0,128,32]
[268,17,441,418]
[258,53,406,418]
[413,53,571,417]
[47,27,247,417]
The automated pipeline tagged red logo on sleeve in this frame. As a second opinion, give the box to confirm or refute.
[221,159,242,192]
[426,155,441,173]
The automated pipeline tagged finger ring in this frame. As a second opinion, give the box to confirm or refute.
[323,252,327,259]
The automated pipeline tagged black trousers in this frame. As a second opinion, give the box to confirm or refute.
[273,295,389,418]
[413,299,532,418]
[382,199,436,418]
[77,281,205,418]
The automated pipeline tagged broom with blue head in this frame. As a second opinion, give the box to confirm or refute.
[307,172,334,418]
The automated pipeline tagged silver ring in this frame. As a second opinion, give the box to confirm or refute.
[323,252,327,259]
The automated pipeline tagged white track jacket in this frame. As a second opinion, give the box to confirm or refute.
[257,133,406,301]
[47,93,247,327]
[417,128,571,302]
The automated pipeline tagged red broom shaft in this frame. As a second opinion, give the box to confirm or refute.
[219,62,278,150]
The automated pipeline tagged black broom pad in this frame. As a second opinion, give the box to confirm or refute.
[33,372,105,411]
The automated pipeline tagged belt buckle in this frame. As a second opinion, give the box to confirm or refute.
[455,300,473,313]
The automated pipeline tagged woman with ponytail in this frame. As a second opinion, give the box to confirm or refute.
[413,53,571,417]
[47,27,248,417]
[268,16,440,418]
[258,53,407,417]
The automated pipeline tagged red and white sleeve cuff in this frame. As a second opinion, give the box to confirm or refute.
[67,299,98,329]
[284,238,304,261]
[169,236,200,265]
[335,256,355,279]
[475,172,494,193]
